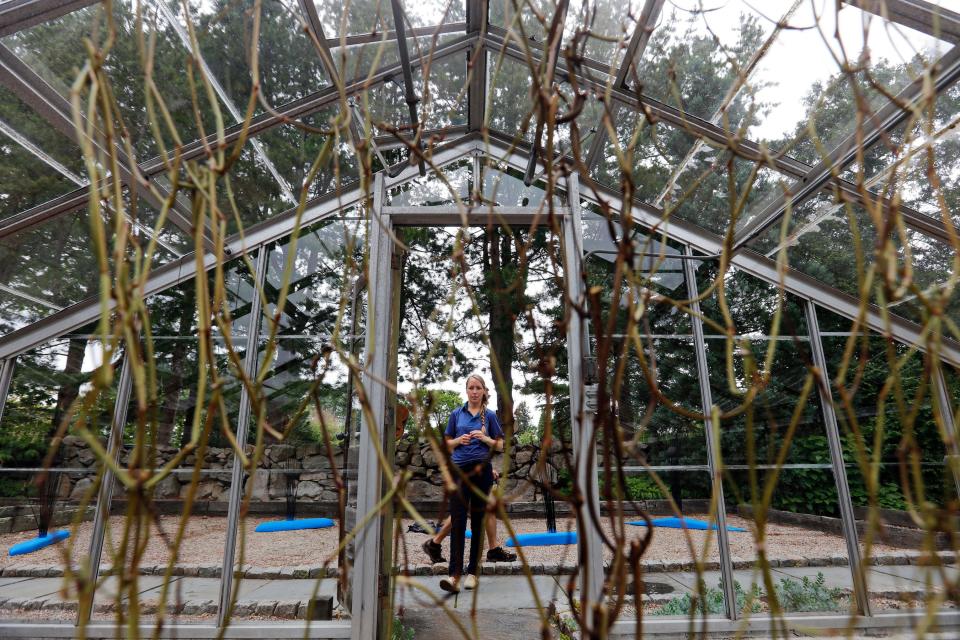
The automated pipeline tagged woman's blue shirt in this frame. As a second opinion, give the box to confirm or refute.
[444,403,504,465]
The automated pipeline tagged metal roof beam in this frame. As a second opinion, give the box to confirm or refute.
[388,0,426,175]
[327,21,466,48]
[846,0,960,43]
[0,0,96,37]
[467,0,487,133]
[523,0,571,184]
[731,43,960,251]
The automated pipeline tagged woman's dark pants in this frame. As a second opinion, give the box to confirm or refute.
[448,461,494,578]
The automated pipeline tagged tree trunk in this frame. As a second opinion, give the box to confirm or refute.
[51,338,87,433]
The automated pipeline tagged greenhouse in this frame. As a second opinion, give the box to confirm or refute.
[0,0,958,638]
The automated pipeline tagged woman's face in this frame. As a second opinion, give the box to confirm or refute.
[465,378,485,405]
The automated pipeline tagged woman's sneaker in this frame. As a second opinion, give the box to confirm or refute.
[463,574,478,590]
[439,576,460,593]
[486,546,517,562]
[422,539,446,564]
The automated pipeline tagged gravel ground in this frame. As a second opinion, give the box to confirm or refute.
[396,513,905,568]
[0,513,907,572]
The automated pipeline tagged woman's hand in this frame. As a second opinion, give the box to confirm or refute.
[457,433,473,447]
[469,430,488,446]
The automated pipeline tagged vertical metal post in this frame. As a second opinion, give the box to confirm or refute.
[804,299,871,616]
[932,368,960,507]
[79,354,133,626]
[562,173,604,617]
[472,151,482,203]
[0,356,15,423]
[217,248,268,627]
[351,173,393,640]
[682,247,738,620]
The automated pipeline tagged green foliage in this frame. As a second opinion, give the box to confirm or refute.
[653,580,761,616]
[599,474,665,501]
[0,419,48,467]
[773,574,846,613]
[516,428,541,446]
[654,574,845,616]
[390,616,414,640]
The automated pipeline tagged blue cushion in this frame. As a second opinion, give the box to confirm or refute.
[626,516,746,532]
[9,530,70,556]
[505,531,577,547]
[254,518,335,532]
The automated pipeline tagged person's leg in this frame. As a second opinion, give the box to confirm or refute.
[422,514,450,564]
[465,463,494,576]
[484,511,499,550]
[447,478,468,579]
[434,515,452,544]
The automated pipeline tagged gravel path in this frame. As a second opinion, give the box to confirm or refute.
[1,513,905,572]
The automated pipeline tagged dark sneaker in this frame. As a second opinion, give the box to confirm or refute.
[422,539,447,564]
[486,546,517,562]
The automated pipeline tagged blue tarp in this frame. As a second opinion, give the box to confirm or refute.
[9,530,70,556]
[254,518,335,533]
[626,517,746,532]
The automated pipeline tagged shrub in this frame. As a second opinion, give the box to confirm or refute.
[773,573,846,613]
[599,474,664,501]
[390,615,414,640]
[653,574,845,616]
[653,580,761,616]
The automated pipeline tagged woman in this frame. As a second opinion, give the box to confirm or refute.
[439,373,505,593]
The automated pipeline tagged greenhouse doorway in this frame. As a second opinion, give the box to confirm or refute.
[348,167,602,640]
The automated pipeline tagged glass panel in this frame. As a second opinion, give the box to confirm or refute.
[748,199,958,329]
[668,154,785,237]
[744,3,949,158]
[706,337,854,615]
[3,1,224,160]
[608,471,731,619]
[365,44,468,131]
[403,0,467,27]
[590,106,698,204]
[481,164,560,208]
[0,140,80,222]
[256,108,362,202]
[580,208,688,300]
[0,331,120,623]
[86,261,256,622]
[817,316,956,613]
[0,209,99,318]
[0,85,86,179]
[487,52,534,142]
[171,0,329,116]
[210,143,291,234]
[0,296,54,336]
[315,0,392,37]
[635,1,787,120]
[388,159,471,206]
[491,0,651,71]
[224,218,363,621]
[842,82,960,229]
[695,261,809,337]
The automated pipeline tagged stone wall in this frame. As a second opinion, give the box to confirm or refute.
[41,435,571,513]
